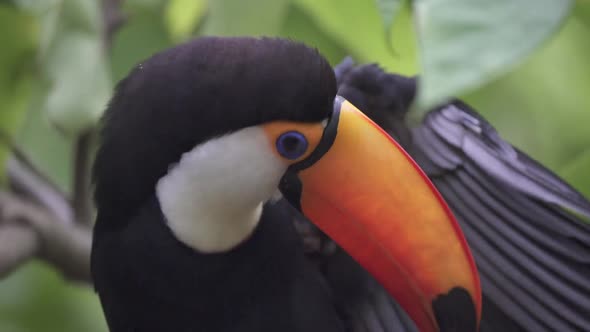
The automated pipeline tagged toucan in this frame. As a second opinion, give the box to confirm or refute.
[91,36,590,332]
[300,60,589,332]
[91,37,481,332]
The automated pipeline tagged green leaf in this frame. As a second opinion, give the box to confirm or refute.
[561,149,590,200]
[574,0,590,26]
[21,0,112,135]
[201,0,290,36]
[376,0,404,34]
[125,0,165,8]
[60,0,102,33]
[110,3,173,81]
[294,0,418,75]
[16,83,74,191]
[462,12,590,175]
[164,0,207,42]
[280,4,349,65]
[43,32,112,135]
[14,0,101,55]
[414,0,573,110]
[0,5,37,182]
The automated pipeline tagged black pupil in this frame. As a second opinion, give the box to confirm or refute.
[282,136,301,152]
[277,131,308,160]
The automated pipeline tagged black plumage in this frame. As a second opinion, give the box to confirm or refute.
[314,60,590,332]
[93,197,344,331]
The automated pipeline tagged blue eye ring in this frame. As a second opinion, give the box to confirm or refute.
[276,131,309,160]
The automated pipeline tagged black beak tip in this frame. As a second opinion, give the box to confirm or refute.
[432,287,478,332]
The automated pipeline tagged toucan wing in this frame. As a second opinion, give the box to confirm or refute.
[328,60,590,332]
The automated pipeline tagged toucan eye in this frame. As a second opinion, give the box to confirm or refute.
[276,131,308,160]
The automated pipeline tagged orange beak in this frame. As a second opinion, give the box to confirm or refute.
[280,97,481,332]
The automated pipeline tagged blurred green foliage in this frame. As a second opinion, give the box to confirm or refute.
[414,0,572,109]
[0,0,588,331]
[0,5,37,182]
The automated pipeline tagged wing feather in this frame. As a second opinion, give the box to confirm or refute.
[413,104,590,331]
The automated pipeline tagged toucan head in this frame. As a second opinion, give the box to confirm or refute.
[93,37,480,332]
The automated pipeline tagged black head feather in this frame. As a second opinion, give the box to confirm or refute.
[93,37,336,225]
[336,62,416,146]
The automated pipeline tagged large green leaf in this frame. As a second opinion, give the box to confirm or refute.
[111,1,173,81]
[0,5,37,181]
[414,0,573,109]
[43,32,112,135]
[15,0,102,68]
[295,0,418,75]
[375,0,405,40]
[19,0,113,135]
[164,0,207,42]
[280,4,349,65]
[462,12,590,175]
[575,0,590,26]
[17,80,74,191]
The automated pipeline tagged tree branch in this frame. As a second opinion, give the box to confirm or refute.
[8,157,73,225]
[102,0,126,49]
[0,137,92,283]
[0,189,91,283]
[0,223,38,278]
[2,129,92,282]
[1,129,66,199]
[72,131,94,226]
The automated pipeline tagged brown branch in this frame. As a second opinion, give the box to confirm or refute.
[11,146,67,198]
[102,0,126,49]
[0,224,38,278]
[1,129,66,198]
[2,122,91,282]
[8,157,73,225]
[0,190,91,283]
[72,130,94,226]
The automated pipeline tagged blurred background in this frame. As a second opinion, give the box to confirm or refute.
[0,0,588,331]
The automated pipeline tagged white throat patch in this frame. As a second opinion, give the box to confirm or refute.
[156,126,287,253]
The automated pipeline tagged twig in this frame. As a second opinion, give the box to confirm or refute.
[72,130,94,226]
[8,157,73,225]
[1,128,65,197]
[11,145,66,197]
[102,0,126,49]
